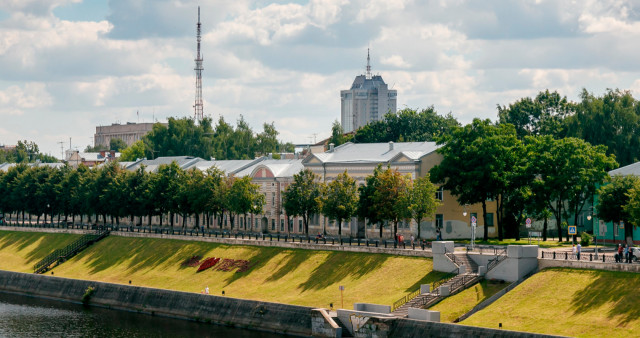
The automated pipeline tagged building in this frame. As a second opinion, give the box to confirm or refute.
[302,141,498,239]
[596,161,640,244]
[94,122,162,148]
[340,50,397,133]
[66,150,120,167]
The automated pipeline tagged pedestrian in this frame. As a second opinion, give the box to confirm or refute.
[410,235,415,247]
[576,243,581,261]
[205,286,209,294]
[572,244,576,259]
[624,244,630,263]
[617,244,623,263]
[436,228,442,241]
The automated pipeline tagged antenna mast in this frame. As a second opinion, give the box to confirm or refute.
[366,48,371,79]
[194,6,204,121]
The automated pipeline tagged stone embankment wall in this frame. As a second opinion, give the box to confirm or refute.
[0,270,312,336]
[538,259,640,273]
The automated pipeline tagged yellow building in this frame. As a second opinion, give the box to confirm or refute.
[303,141,498,239]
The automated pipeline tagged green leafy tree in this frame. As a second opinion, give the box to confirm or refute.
[373,167,411,238]
[227,176,264,230]
[409,175,440,239]
[320,171,359,237]
[329,120,352,146]
[358,165,385,237]
[120,140,147,161]
[283,169,322,235]
[109,138,128,152]
[498,90,573,139]
[599,175,640,242]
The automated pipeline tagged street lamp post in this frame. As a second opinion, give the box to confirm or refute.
[587,207,597,259]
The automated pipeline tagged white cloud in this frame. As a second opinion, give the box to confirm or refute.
[0,82,52,116]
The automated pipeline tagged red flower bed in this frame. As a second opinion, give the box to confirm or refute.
[181,255,202,267]
[197,257,220,272]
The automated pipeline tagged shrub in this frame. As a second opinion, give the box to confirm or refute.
[580,232,592,246]
[82,286,95,305]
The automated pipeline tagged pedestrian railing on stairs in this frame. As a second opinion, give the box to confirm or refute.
[486,248,507,272]
[391,288,421,312]
[33,229,110,274]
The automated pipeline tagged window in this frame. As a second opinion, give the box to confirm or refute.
[435,214,443,229]
[298,220,303,232]
[272,192,275,205]
[486,213,494,227]
[255,219,259,229]
[435,187,443,201]
[280,219,284,231]
[271,219,275,230]
[240,218,244,229]
[289,220,293,232]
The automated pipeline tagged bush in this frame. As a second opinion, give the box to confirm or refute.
[82,286,95,305]
[580,232,592,246]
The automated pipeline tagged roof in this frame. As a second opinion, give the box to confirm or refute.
[609,161,640,176]
[304,142,440,165]
[350,75,390,91]
[0,162,64,172]
[125,156,205,172]
[186,158,264,175]
[235,159,304,178]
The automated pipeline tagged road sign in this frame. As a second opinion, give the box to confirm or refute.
[471,215,477,226]
[568,225,577,235]
[339,285,345,291]
[529,231,541,237]
[525,218,532,228]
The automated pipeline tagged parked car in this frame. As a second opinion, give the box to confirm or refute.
[630,247,640,262]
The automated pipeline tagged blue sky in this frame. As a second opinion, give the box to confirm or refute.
[2,0,640,158]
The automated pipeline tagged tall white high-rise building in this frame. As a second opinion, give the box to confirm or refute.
[340,50,397,133]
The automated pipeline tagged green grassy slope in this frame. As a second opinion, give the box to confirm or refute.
[429,280,506,322]
[462,268,640,337]
[0,231,81,273]
[0,232,446,309]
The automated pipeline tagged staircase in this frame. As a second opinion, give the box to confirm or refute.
[453,253,478,273]
[33,229,110,274]
[391,293,439,317]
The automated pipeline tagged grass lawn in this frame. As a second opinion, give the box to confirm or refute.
[0,231,81,273]
[429,280,507,322]
[0,232,448,309]
[462,268,640,337]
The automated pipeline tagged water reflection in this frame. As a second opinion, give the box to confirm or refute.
[0,292,281,337]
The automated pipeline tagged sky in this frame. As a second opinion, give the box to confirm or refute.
[2,0,640,159]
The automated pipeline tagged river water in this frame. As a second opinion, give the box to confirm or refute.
[0,292,281,337]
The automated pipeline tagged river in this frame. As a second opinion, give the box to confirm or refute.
[0,292,281,337]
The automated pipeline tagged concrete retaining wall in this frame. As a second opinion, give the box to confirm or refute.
[538,259,640,273]
[0,270,312,336]
[389,319,565,338]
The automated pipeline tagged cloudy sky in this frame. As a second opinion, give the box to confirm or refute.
[2,0,640,158]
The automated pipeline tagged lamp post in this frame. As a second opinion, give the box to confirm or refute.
[587,208,597,259]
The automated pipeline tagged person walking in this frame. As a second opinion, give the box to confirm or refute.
[576,243,581,261]
[617,244,623,263]
[410,235,415,247]
[572,244,576,259]
[624,245,629,264]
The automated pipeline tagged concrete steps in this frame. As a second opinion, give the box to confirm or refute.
[453,253,478,274]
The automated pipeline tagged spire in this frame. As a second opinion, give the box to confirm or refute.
[366,48,371,79]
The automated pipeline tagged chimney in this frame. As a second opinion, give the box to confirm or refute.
[329,143,335,152]
[99,150,106,158]
[110,150,115,158]
[389,141,394,151]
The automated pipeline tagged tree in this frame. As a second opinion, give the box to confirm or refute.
[358,165,385,237]
[566,89,640,167]
[373,167,411,239]
[625,184,640,241]
[529,136,617,242]
[498,90,573,139]
[430,119,518,240]
[152,162,184,228]
[227,176,264,230]
[110,138,128,152]
[120,140,147,161]
[320,171,359,237]
[599,175,640,243]
[282,169,322,236]
[409,175,440,239]
[329,120,352,147]
[256,122,279,156]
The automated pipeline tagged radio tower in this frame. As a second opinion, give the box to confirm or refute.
[193,6,204,121]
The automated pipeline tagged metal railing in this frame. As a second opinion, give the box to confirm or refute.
[486,248,508,272]
[391,288,421,312]
[540,251,632,263]
[33,229,110,274]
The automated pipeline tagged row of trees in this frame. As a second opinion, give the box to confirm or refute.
[283,167,441,238]
[597,175,640,242]
[430,119,618,242]
[0,162,264,230]
[333,89,639,168]
[0,140,57,164]
[119,116,295,162]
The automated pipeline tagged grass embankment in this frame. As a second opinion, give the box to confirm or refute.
[0,231,80,273]
[462,268,640,337]
[0,231,448,309]
[429,280,506,322]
